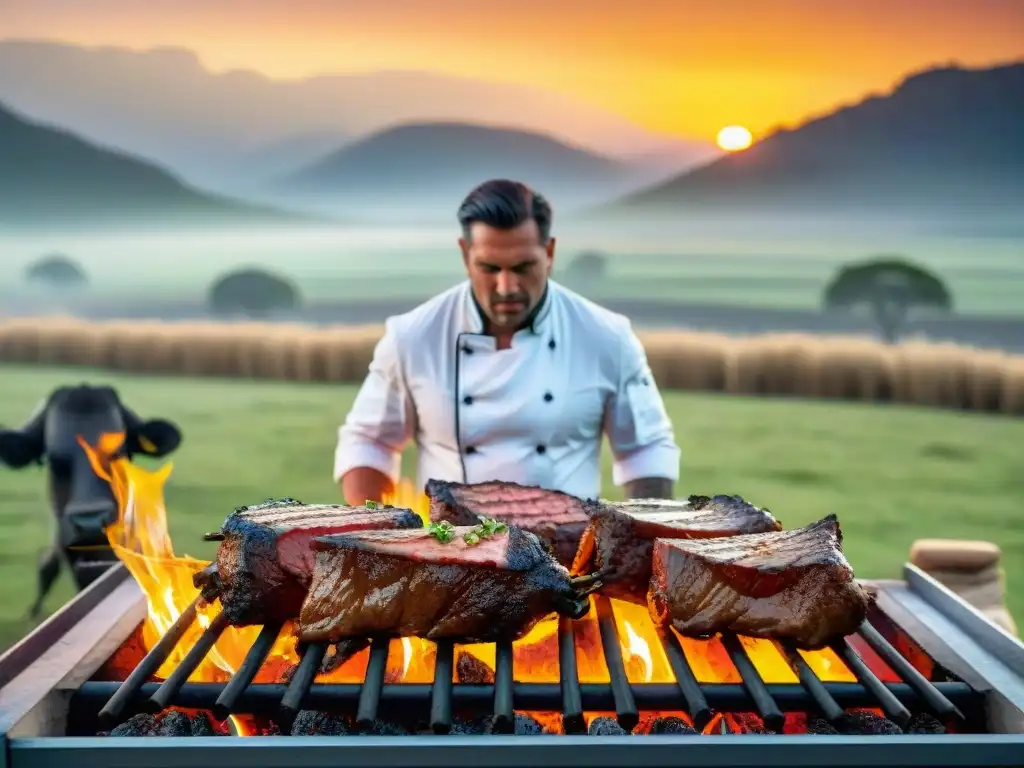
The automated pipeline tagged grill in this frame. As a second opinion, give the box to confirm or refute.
[1,562,1022,768]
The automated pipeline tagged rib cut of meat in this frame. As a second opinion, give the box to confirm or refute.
[298,525,596,644]
[647,515,870,648]
[572,495,782,604]
[194,498,422,625]
[426,479,594,568]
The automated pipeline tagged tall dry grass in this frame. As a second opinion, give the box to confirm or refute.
[1,317,1022,415]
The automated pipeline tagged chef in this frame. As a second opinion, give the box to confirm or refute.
[334,179,680,504]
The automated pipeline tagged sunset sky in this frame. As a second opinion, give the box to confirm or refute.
[3,0,1023,142]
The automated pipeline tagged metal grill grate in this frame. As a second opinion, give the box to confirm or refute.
[89,594,973,734]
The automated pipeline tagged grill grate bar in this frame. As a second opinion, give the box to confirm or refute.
[93,596,975,734]
[593,596,640,731]
[492,639,515,733]
[430,641,455,734]
[355,639,390,727]
[96,594,202,728]
[779,641,845,723]
[147,611,230,713]
[557,616,584,733]
[656,626,712,730]
[858,621,965,721]
[720,634,785,732]
[832,638,912,726]
[278,642,326,729]
[75,679,978,721]
[212,621,283,719]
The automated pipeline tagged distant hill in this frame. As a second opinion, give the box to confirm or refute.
[274,122,673,216]
[0,100,304,230]
[606,62,1024,219]
[0,40,711,193]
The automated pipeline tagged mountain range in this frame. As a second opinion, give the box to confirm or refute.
[274,122,675,218]
[0,39,712,194]
[0,39,1020,231]
[606,62,1024,220]
[0,100,301,230]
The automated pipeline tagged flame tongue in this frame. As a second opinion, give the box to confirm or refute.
[82,436,862,714]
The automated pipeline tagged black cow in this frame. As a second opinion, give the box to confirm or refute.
[0,384,182,618]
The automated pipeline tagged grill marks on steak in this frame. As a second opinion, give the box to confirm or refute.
[426,479,594,568]
[572,495,783,604]
[193,498,422,625]
[647,514,870,648]
[298,526,596,644]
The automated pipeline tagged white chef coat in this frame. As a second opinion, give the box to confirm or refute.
[333,279,680,500]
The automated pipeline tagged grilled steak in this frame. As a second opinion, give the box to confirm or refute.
[426,479,594,568]
[194,498,422,625]
[647,515,870,648]
[298,524,599,644]
[571,495,782,604]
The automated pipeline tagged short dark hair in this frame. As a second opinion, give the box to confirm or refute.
[457,179,552,242]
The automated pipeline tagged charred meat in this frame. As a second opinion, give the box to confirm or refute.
[426,479,594,568]
[648,515,870,648]
[572,495,782,604]
[194,498,422,625]
[298,522,601,644]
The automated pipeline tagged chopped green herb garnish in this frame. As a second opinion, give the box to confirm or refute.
[459,516,509,545]
[477,517,508,536]
[427,520,456,543]
[364,500,379,510]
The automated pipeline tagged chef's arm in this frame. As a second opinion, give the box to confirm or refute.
[605,325,680,499]
[334,320,415,504]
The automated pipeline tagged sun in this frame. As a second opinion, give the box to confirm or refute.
[716,125,753,152]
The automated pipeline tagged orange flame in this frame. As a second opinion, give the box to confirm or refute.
[82,433,867,732]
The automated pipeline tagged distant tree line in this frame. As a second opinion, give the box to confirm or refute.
[208,267,302,318]
[18,251,953,341]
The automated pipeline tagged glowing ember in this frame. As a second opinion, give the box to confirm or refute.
[82,433,871,735]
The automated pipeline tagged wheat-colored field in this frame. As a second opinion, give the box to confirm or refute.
[1,317,1023,414]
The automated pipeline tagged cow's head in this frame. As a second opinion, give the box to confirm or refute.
[0,384,182,554]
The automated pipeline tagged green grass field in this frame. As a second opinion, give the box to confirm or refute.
[1,364,1022,652]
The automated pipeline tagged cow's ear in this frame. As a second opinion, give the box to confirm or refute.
[0,429,44,469]
[131,419,182,457]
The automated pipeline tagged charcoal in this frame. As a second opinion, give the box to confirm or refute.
[155,711,194,737]
[361,719,410,736]
[905,713,946,734]
[588,717,629,736]
[190,712,217,736]
[806,718,841,735]
[647,716,697,735]
[509,713,549,735]
[834,711,903,735]
[449,717,489,735]
[455,652,495,683]
[728,713,770,734]
[290,710,350,736]
[460,713,550,735]
[108,713,158,737]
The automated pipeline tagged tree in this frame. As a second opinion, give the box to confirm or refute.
[24,253,88,288]
[823,256,953,344]
[563,251,609,285]
[208,267,301,318]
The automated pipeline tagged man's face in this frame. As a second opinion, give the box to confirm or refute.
[460,220,555,332]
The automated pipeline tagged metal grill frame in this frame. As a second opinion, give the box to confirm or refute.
[1,563,1023,768]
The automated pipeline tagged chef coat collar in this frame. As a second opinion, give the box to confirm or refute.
[464,281,553,336]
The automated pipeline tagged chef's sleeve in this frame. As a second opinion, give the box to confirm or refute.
[333,320,415,484]
[605,324,681,487]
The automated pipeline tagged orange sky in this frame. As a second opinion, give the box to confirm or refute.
[3,0,1023,141]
